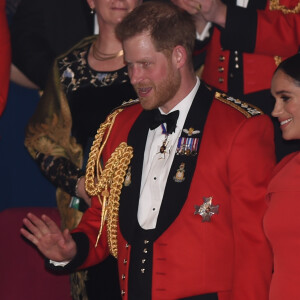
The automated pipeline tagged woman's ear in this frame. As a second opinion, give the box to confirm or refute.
[86,0,95,11]
[172,45,187,69]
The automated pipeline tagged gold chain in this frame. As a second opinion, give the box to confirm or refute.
[92,42,124,61]
[85,109,133,258]
[269,0,300,14]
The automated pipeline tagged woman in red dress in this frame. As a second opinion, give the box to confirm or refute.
[0,0,11,116]
[264,53,300,300]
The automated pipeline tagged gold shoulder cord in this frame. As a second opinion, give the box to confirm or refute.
[85,108,133,258]
[269,0,300,14]
[269,0,300,65]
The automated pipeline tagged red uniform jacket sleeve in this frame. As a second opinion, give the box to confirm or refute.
[0,0,11,116]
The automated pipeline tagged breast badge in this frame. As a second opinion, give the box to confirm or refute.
[182,127,200,136]
[194,196,219,222]
[173,162,186,183]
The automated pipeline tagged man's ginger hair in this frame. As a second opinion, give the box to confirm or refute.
[116,1,196,64]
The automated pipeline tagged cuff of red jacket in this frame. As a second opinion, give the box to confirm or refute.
[45,232,90,274]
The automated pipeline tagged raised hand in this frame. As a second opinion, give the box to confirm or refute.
[20,213,77,262]
[171,0,227,27]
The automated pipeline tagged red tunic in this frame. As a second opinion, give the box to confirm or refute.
[202,0,300,95]
[74,89,275,299]
[264,151,300,300]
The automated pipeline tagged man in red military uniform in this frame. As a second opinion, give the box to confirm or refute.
[172,0,300,161]
[21,2,275,299]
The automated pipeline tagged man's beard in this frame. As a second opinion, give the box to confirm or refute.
[135,66,181,111]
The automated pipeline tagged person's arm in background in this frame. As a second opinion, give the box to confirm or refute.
[10,64,39,89]
[0,0,11,116]
[10,0,54,90]
[195,0,300,56]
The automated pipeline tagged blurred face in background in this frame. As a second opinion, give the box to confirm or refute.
[271,69,300,141]
[88,0,141,27]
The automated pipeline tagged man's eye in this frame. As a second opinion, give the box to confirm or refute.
[281,96,290,102]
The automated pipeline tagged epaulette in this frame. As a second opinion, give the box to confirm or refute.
[112,98,140,112]
[215,92,263,118]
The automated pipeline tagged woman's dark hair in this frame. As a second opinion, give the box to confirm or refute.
[275,53,300,87]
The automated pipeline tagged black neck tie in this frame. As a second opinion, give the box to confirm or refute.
[150,109,179,134]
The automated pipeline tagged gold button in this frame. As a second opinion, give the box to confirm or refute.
[235,64,239,69]
[123,259,127,264]
[125,243,129,248]
[121,274,126,280]
[143,248,148,253]
[218,67,224,72]
[144,240,149,244]
[121,290,125,296]
[219,55,225,62]
[218,77,224,83]
[141,268,145,273]
[142,259,146,264]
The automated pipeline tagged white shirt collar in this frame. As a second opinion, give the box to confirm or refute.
[158,77,200,132]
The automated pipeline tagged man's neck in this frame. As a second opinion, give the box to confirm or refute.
[160,75,198,114]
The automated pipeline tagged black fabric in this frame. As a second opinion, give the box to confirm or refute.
[128,226,154,300]
[149,109,179,134]
[85,256,121,300]
[221,5,258,52]
[69,77,136,151]
[35,153,85,196]
[180,293,218,300]
[10,0,94,89]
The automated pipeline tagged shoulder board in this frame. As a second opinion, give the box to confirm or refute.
[215,92,264,118]
[121,98,140,107]
[112,98,140,112]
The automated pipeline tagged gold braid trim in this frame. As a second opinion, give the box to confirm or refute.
[269,0,300,14]
[85,109,133,258]
[274,55,282,66]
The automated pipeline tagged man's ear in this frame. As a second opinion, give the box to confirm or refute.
[172,45,187,69]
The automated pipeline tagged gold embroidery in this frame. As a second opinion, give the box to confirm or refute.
[274,55,282,66]
[269,0,300,14]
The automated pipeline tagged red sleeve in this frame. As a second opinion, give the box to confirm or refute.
[0,0,11,116]
[229,115,275,299]
[72,195,111,269]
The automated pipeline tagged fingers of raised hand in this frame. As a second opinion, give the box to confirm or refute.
[21,213,53,243]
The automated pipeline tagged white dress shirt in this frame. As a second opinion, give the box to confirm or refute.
[137,78,200,229]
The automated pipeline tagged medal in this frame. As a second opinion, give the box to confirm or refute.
[194,196,219,222]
